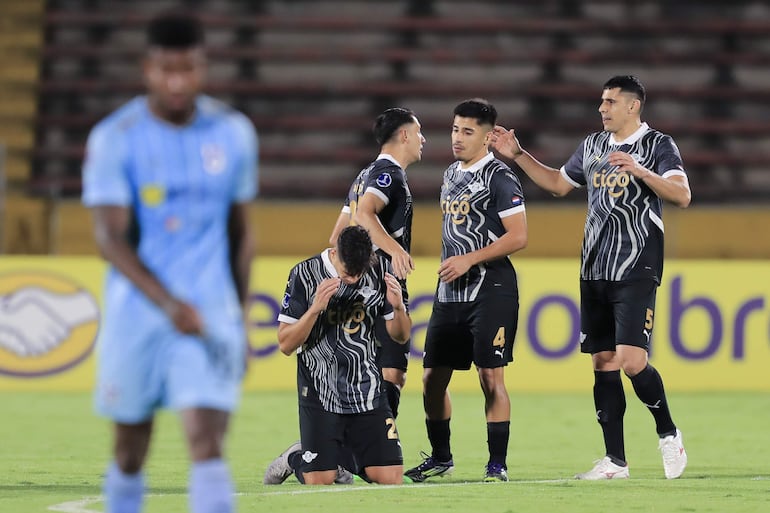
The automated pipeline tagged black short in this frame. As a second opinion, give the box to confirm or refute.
[579,279,658,354]
[375,277,410,371]
[298,393,402,473]
[423,295,518,370]
[375,316,410,371]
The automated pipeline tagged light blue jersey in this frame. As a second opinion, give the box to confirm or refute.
[83,95,258,422]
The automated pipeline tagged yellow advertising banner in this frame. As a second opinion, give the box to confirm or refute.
[1,257,768,392]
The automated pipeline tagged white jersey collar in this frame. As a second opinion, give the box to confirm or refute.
[321,248,338,277]
[459,151,495,172]
[610,122,650,146]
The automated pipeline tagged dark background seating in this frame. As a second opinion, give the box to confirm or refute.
[30,0,770,202]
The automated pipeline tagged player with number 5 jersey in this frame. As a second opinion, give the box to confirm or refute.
[490,75,690,481]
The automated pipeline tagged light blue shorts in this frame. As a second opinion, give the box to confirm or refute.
[94,300,245,424]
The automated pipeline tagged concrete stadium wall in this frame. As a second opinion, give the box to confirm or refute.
[51,200,770,258]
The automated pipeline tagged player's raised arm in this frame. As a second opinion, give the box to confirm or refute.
[490,126,574,197]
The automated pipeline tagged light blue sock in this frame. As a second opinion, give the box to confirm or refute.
[189,458,234,513]
[104,462,144,513]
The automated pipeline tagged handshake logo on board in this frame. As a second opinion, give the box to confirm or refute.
[0,287,99,357]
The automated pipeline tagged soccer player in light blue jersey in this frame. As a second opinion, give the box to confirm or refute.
[81,11,257,513]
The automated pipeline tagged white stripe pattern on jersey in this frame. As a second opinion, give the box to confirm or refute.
[437,154,522,302]
[579,128,673,281]
[283,252,390,414]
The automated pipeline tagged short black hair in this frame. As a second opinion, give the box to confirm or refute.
[373,108,417,146]
[336,226,374,277]
[603,75,646,108]
[453,98,497,127]
[147,11,204,49]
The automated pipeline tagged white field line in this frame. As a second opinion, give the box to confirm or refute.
[47,496,102,513]
[46,479,569,512]
[43,475,770,511]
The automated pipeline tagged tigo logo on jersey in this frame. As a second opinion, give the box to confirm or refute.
[0,272,99,377]
[375,173,392,188]
[593,169,631,198]
[441,194,471,225]
[327,301,366,334]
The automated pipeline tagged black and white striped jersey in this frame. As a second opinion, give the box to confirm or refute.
[437,152,526,303]
[278,250,396,414]
[342,154,413,254]
[560,122,687,283]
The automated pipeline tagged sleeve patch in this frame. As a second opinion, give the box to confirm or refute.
[375,173,392,188]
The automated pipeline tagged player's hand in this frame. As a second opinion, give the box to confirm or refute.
[0,287,99,356]
[310,277,341,314]
[438,255,473,283]
[162,298,204,335]
[390,247,415,280]
[490,126,524,160]
[384,273,406,311]
[608,151,652,179]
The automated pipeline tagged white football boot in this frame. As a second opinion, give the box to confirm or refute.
[575,456,630,480]
[659,429,687,479]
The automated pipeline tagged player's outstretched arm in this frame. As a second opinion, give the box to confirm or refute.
[92,205,203,335]
[490,126,573,197]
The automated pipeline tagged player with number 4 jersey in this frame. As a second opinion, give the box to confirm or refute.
[405,99,527,484]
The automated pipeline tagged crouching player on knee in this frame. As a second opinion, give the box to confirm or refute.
[265,226,411,485]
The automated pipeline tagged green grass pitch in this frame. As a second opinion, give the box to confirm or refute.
[1,390,769,513]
